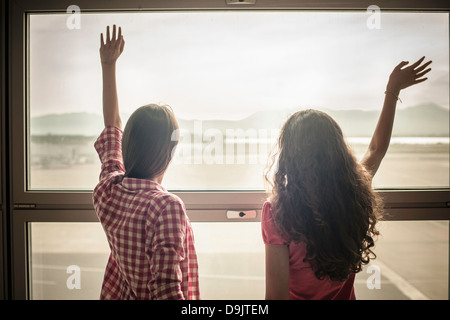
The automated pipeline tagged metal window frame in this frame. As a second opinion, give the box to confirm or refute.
[5,0,450,300]
[1,0,8,300]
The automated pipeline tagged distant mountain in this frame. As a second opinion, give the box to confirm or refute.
[325,103,449,137]
[391,103,449,137]
[30,103,449,137]
[30,112,104,136]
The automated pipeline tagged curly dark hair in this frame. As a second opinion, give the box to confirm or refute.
[265,109,383,282]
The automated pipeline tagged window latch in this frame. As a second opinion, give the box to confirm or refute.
[227,210,257,219]
[226,0,256,5]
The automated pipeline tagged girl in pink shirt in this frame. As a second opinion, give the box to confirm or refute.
[262,57,432,300]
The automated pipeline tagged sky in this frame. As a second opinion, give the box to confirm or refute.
[29,11,449,120]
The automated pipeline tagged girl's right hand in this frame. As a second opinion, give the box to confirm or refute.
[100,25,125,65]
[386,56,432,92]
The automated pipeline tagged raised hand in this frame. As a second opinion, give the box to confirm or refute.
[361,56,432,178]
[387,56,432,92]
[100,25,125,65]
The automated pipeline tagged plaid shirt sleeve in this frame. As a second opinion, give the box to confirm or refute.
[146,196,188,300]
[94,126,125,181]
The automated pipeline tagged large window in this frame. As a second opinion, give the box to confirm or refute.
[6,0,449,300]
[29,11,449,191]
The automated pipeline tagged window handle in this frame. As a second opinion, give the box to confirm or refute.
[226,0,256,5]
[227,210,257,219]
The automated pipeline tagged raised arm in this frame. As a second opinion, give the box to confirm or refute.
[360,56,432,178]
[100,25,125,129]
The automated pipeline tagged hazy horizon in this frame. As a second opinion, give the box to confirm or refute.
[29,100,449,119]
[29,102,449,138]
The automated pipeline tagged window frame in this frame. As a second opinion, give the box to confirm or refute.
[1,0,7,300]
[6,0,450,299]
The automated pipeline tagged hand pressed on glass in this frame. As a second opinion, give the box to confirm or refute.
[100,25,125,65]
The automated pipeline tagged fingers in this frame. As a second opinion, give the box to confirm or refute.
[416,67,431,78]
[395,57,429,71]
[103,25,123,46]
[395,61,409,70]
[100,33,104,47]
[412,77,428,85]
[112,25,116,42]
[120,37,125,53]
[409,56,426,69]
[116,26,122,49]
[414,57,432,79]
[414,60,432,72]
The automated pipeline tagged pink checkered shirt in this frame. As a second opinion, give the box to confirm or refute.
[93,126,200,300]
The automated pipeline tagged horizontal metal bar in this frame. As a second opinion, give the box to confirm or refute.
[12,189,450,212]
[14,0,450,11]
[12,206,450,222]
[383,208,450,221]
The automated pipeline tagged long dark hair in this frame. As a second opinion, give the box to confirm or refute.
[265,109,383,282]
[122,104,179,180]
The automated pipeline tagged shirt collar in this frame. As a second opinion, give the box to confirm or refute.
[121,177,167,193]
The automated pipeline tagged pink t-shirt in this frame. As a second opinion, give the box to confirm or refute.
[261,201,356,300]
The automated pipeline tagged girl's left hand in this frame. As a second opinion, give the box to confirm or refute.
[100,25,125,65]
[387,56,432,92]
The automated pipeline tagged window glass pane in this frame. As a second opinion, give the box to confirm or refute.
[193,222,265,299]
[29,12,449,190]
[30,222,109,299]
[29,220,448,300]
[354,220,449,300]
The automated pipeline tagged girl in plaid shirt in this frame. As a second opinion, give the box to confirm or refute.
[93,25,200,300]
